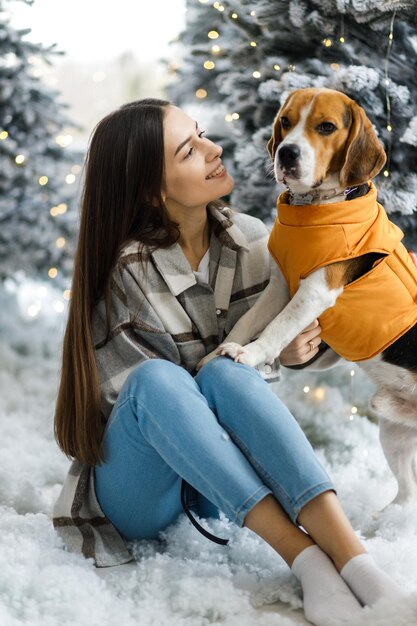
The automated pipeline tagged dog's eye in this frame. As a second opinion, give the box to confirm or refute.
[280,117,291,130]
[317,122,337,135]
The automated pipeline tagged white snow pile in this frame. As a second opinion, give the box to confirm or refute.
[0,285,416,626]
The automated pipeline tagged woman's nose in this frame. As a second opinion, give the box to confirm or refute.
[206,140,222,161]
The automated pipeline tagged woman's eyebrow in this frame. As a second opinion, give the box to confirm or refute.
[174,121,198,156]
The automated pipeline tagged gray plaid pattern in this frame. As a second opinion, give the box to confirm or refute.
[52,206,280,567]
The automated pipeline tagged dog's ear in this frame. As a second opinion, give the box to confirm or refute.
[267,93,294,159]
[267,112,283,159]
[340,102,386,187]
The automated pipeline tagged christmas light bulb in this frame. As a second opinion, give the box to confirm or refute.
[39,176,48,186]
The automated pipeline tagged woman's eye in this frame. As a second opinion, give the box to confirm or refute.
[317,122,337,135]
[185,131,206,158]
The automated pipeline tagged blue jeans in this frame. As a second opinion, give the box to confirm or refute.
[94,357,334,541]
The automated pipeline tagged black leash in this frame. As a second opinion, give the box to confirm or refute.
[180,479,229,546]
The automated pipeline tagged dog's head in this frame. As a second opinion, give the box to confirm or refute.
[267,88,386,193]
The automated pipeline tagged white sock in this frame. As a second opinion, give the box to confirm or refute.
[291,545,363,626]
[341,553,408,607]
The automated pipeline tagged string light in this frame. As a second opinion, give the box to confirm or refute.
[55,237,66,248]
[273,64,281,71]
[250,10,256,16]
[28,303,41,317]
[323,38,332,47]
[250,41,257,47]
[211,44,221,53]
[50,203,68,217]
[0,131,8,140]
[71,164,81,174]
[252,70,262,78]
[63,289,71,300]
[313,387,326,401]
[208,30,219,39]
[48,268,58,279]
[56,134,73,147]
[383,10,397,177]
[15,154,25,164]
[339,14,345,43]
[195,88,208,99]
[231,12,238,19]
[225,113,240,122]
[65,174,76,184]
[39,176,48,186]
[349,367,356,420]
[303,386,310,393]
[203,60,216,70]
[53,301,65,313]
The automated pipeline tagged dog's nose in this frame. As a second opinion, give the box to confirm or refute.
[278,144,300,167]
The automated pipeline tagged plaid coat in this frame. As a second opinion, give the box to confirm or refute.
[52,205,282,567]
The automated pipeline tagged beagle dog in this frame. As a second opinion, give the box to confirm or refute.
[200,88,417,506]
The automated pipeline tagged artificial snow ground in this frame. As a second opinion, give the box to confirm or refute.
[1,286,417,626]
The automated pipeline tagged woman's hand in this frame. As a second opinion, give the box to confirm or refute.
[279,320,322,366]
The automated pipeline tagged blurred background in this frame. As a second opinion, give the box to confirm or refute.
[1,0,416,322]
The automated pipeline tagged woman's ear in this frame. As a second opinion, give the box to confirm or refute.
[340,102,386,187]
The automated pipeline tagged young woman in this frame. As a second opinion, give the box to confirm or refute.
[53,99,406,626]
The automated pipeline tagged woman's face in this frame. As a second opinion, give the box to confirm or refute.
[163,105,234,215]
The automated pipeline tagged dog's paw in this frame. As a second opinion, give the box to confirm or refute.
[218,342,246,361]
[218,342,267,368]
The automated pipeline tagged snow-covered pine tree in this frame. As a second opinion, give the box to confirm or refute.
[171,0,417,244]
[0,0,80,285]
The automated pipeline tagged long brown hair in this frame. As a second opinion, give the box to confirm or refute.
[54,98,181,467]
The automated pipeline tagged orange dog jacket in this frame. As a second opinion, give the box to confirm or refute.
[268,183,417,361]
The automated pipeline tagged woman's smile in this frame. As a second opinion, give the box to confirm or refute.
[206,163,226,180]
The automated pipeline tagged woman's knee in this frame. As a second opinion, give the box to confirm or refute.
[123,358,194,398]
[196,355,260,393]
